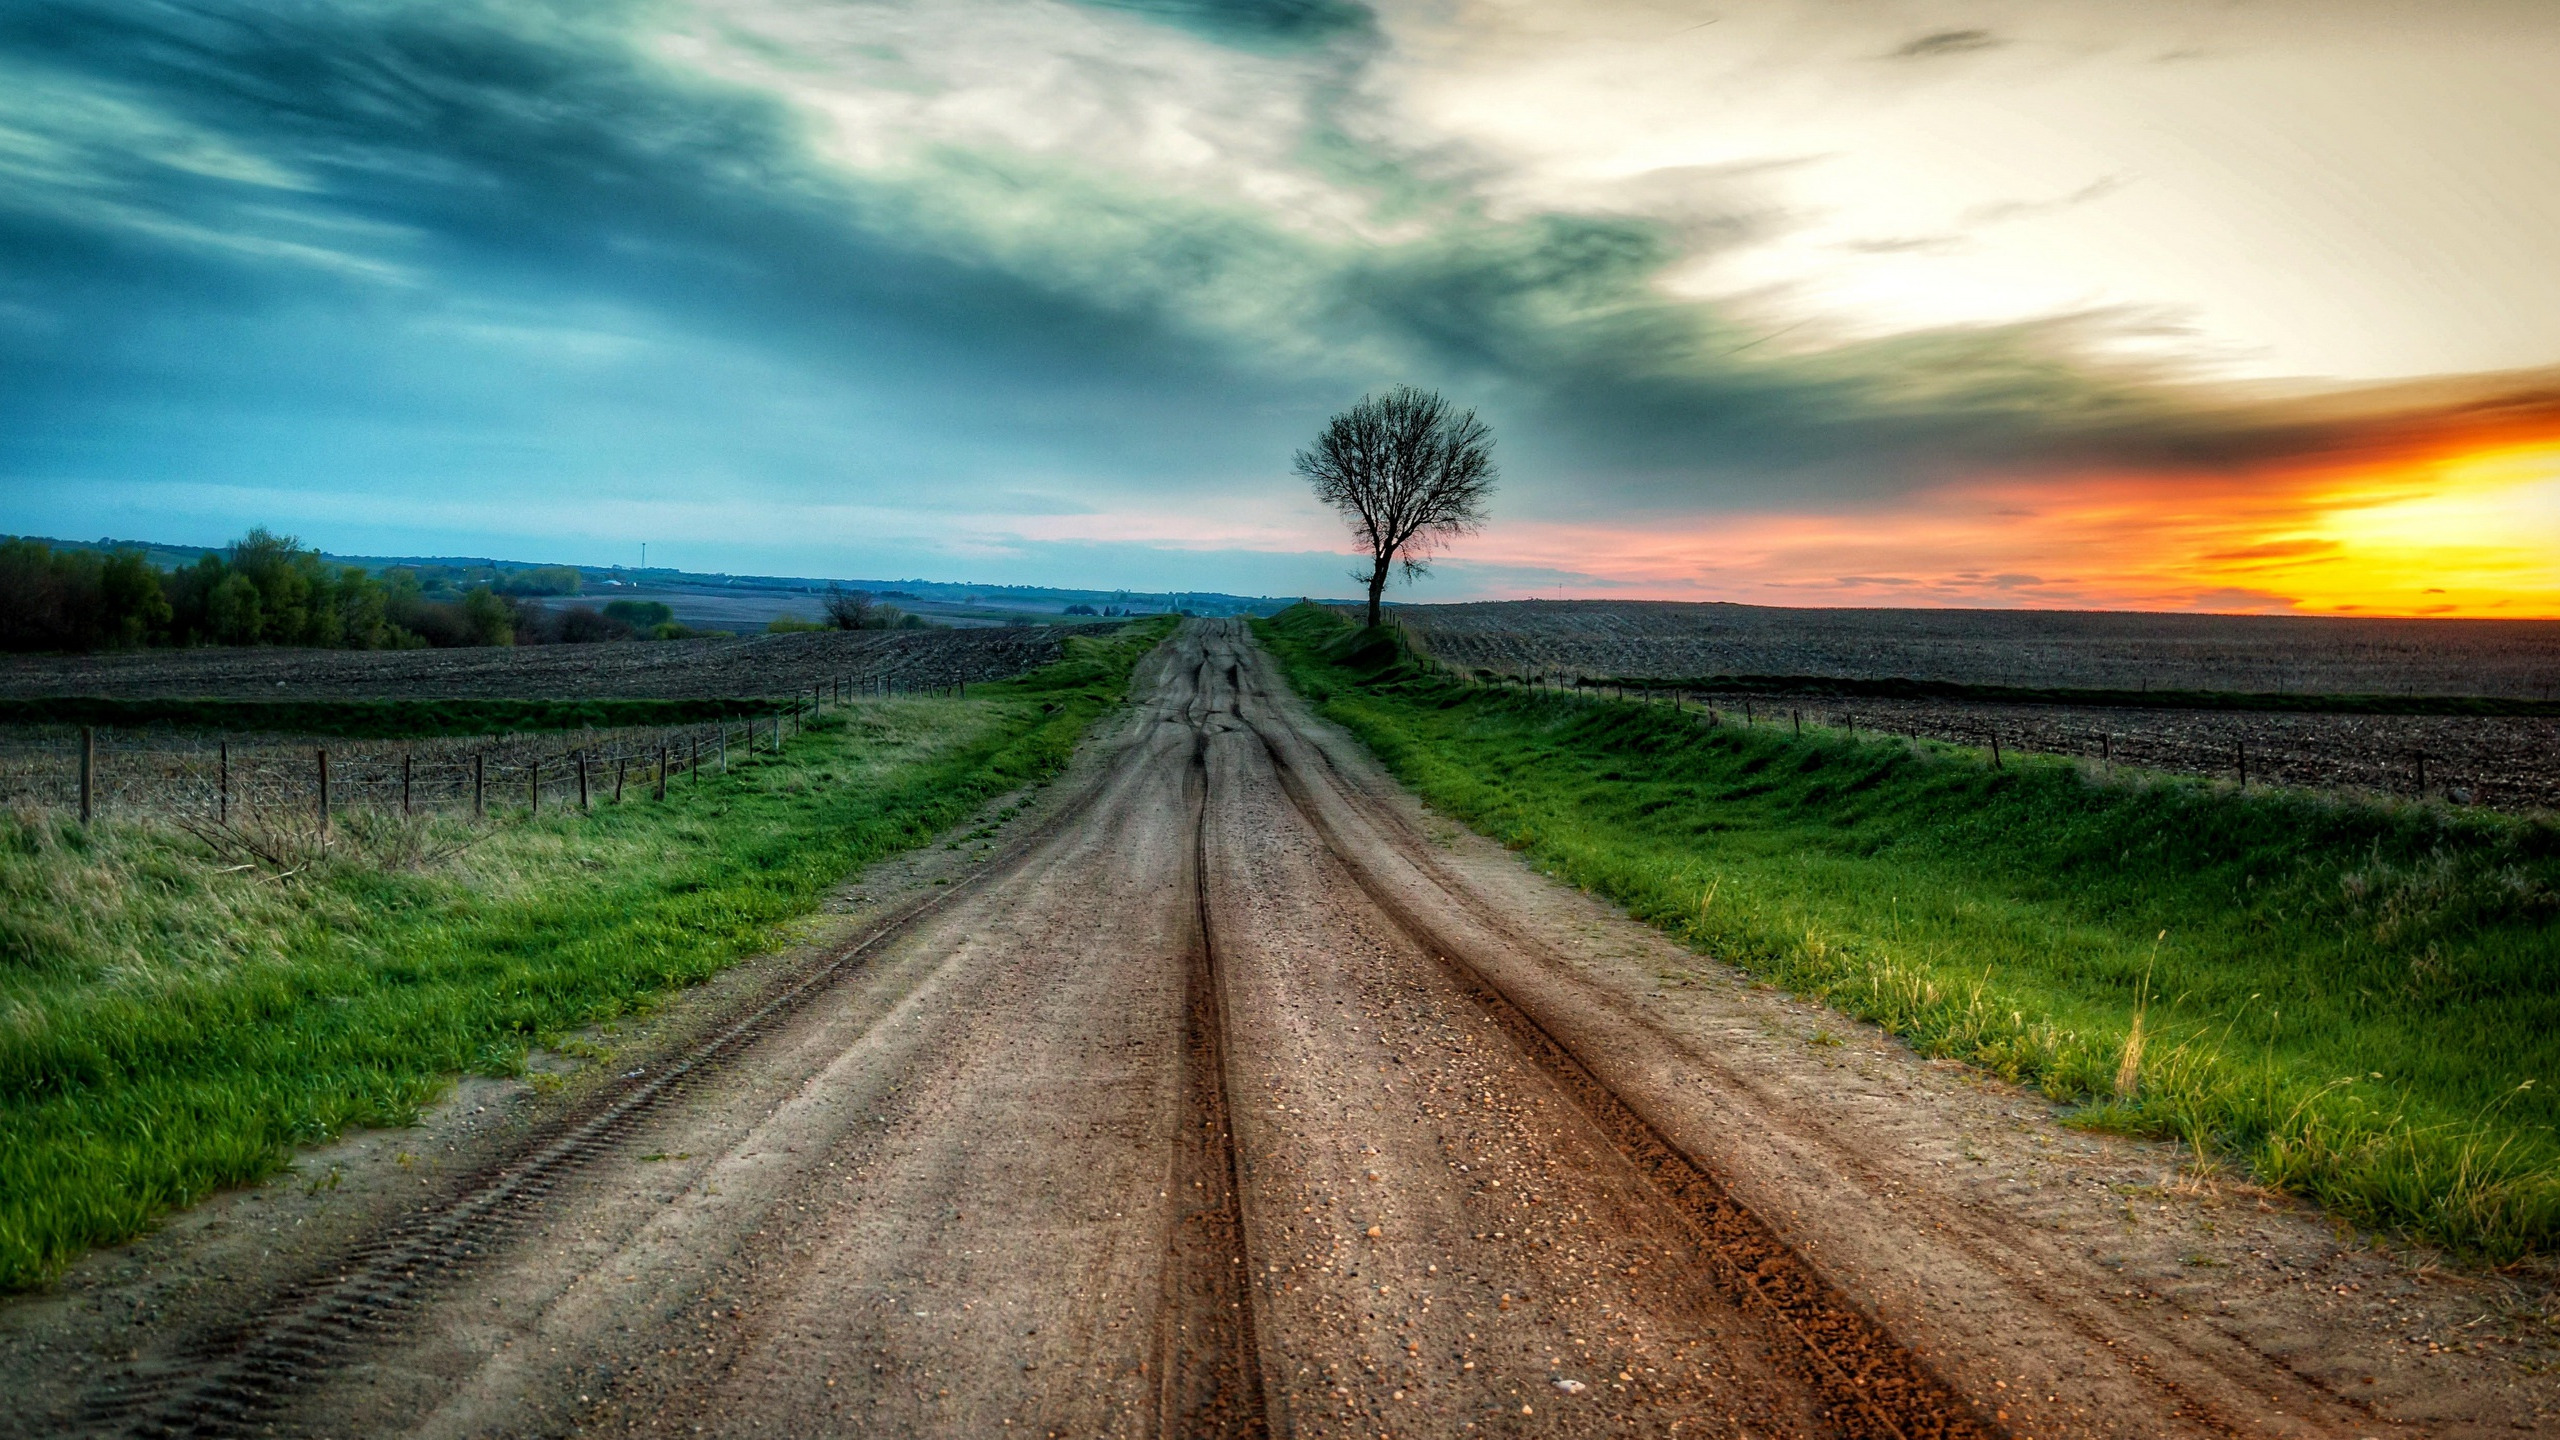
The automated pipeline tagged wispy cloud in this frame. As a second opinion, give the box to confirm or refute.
[1888,28,2003,60]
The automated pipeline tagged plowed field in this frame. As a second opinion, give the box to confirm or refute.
[0,625,1113,702]
[1400,600,2560,697]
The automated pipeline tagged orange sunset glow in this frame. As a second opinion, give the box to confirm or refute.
[1472,432,2560,617]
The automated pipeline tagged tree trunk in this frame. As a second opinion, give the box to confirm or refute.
[1366,558,1390,629]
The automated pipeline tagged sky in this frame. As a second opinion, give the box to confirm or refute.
[2,0,2555,614]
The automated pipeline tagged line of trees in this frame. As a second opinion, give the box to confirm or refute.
[0,530,460,652]
[0,532,709,654]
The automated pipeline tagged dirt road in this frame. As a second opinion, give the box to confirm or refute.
[9,622,2548,1438]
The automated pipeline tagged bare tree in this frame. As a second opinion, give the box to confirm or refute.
[822,585,874,630]
[1294,386,1497,629]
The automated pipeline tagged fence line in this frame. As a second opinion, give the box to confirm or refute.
[3,673,979,826]
[1431,655,2547,812]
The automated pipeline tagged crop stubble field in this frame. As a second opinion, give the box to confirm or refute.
[1399,601,2560,812]
[0,623,1108,702]
[1397,600,2560,696]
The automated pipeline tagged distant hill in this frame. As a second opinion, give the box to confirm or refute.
[16,534,1304,629]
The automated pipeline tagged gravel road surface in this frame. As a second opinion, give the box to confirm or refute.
[6,622,2549,1439]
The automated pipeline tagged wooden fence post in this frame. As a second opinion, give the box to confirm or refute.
[1990,732,2003,770]
[79,726,94,824]
[218,738,229,825]
[577,751,590,812]
[528,758,539,817]
[1791,709,1801,737]
[2415,751,2427,796]
[473,752,485,819]
[690,735,700,784]
[402,750,414,816]
[317,748,329,835]
[2101,733,2112,772]
[656,743,668,801]
[614,755,626,804]
[2236,741,2247,788]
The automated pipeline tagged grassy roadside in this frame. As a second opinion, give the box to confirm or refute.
[0,620,1172,1291]
[1259,604,2560,1260]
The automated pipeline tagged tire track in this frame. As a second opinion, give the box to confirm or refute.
[1151,729,1271,1439]
[1224,633,1989,1440]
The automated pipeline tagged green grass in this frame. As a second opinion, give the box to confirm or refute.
[0,696,791,738]
[1262,604,2560,1260]
[0,621,1173,1291]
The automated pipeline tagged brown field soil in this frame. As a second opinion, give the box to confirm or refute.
[1640,691,2560,815]
[6,622,2552,1439]
[0,624,1113,702]
[1400,600,2560,699]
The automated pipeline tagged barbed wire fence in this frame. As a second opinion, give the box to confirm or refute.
[5,673,980,834]
[1575,681,2546,812]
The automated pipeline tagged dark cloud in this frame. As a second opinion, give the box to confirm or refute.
[1890,29,2003,59]
[0,0,1330,485]
[1311,209,2458,510]
[1070,0,1375,48]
